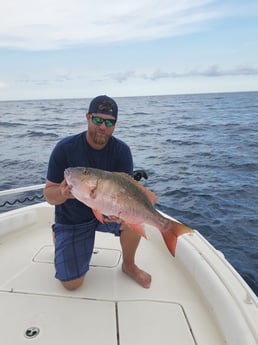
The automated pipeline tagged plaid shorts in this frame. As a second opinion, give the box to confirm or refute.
[52,219,120,282]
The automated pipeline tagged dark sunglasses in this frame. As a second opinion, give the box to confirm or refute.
[91,115,116,127]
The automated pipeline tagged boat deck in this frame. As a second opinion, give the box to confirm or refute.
[0,203,257,345]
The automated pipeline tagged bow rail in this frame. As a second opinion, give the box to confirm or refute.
[0,184,45,197]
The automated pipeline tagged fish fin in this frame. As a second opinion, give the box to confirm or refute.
[129,223,147,239]
[93,209,105,223]
[114,172,158,205]
[139,185,158,205]
[161,220,193,256]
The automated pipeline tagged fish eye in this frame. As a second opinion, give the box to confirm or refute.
[83,168,89,175]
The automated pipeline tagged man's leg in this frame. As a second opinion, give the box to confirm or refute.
[52,230,86,290]
[52,221,97,291]
[120,224,152,288]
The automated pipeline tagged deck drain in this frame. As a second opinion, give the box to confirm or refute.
[24,327,40,339]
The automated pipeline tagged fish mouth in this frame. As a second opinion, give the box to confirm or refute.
[64,168,74,184]
[64,168,78,189]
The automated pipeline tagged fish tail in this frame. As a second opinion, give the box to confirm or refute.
[161,219,193,256]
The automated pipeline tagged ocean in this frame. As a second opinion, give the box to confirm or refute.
[0,91,257,295]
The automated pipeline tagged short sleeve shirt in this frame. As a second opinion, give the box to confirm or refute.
[46,131,133,224]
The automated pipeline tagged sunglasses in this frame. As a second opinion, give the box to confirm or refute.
[91,115,116,127]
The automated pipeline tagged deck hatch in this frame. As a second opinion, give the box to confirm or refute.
[0,292,117,345]
[117,301,196,345]
[33,245,121,267]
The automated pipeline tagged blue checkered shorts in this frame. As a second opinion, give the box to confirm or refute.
[52,219,120,282]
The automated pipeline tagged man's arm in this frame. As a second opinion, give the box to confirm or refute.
[44,179,74,205]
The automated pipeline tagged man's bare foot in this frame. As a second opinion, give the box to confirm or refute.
[122,263,152,288]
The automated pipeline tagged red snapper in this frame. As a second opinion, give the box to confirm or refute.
[64,167,193,256]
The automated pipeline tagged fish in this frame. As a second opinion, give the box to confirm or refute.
[64,167,193,256]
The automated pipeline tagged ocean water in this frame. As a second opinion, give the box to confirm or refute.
[0,92,257,295]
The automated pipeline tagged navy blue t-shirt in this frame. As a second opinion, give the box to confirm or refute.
[46,131,133,224]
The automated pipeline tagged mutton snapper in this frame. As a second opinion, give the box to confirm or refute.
[64,167,193,256]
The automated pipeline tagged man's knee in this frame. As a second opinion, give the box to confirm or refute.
[61,276,85,291]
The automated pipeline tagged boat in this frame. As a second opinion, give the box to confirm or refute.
[0,183,257,345]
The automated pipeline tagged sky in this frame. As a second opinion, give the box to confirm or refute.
[0,0,258,101]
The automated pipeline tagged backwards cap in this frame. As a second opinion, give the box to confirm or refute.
[88,95,118,118]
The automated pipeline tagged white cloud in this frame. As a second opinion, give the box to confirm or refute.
[14,64,257,88]
[0,82,9,89]
[0,0,222,50]
[104,65,258,83]
[143,65,258,80]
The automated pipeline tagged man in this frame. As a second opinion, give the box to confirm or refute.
[44,95,151,290]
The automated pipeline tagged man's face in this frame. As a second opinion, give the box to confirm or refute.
[86,113,116,147]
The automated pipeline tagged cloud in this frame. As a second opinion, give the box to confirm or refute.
[200,65,258,77]
[106,71,136,83]
[105,65,258,82]
[144,65,258,80]
[17,64,258,87]
[0,82,9,89]
[0,0,223,50]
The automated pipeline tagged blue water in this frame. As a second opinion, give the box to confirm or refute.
[0,92,258,295]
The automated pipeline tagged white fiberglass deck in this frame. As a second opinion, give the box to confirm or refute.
[0,203,257,345]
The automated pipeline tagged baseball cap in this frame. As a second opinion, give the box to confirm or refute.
[88,95,118,119]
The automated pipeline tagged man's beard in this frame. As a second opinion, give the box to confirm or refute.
[88,127,111,146]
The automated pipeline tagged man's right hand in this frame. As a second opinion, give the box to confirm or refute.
[44,179,75,205]
[60,178,75,200]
